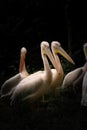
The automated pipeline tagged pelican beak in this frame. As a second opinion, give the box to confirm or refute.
[57,46,75,65]
[46,48,57,68]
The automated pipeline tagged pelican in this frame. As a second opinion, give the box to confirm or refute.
[10,41,57,106]
[62,43,87,92]
[81,43,87,106]
[50,41,75,96]
[81,71,87,106]
[0,47,29,97]
[10,41,75,106]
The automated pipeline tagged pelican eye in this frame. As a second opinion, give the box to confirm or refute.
[45,44,49,48]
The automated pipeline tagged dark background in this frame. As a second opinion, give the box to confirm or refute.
[0,0,87,77]
[0,1,87,129]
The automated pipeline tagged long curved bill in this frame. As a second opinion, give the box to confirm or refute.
[58,46,75,65]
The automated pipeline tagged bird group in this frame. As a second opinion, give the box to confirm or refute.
[0,41,87,109]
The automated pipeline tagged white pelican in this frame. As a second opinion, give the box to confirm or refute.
[0,47,29,97]
[50,41,75,96]
[62,43,87,92]
[10,41,75,106]
[81,43,87,106]
[10,41,57,106]
[81,71,87,106]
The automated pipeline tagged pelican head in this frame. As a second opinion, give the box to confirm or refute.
[21,47,27,57]
[19,47,27,72]
[41,41,57,68]
[83,43,87,61]
[51,41,75,65]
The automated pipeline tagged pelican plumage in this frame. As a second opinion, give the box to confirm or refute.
[10,41,57,106]
[10,41,75,106]
[81,43,87,106]
[62,43,87,92]
[0,47,29,97]
[81,72,87,106]
[50,41,75,95]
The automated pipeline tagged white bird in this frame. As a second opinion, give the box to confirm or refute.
[10,41,57,106]
[10,41,75,107]
[62,43,87,92]
[81,43,87,106]
[0,47,29,97]
[50,41,75,96]
[81,71,87,106]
